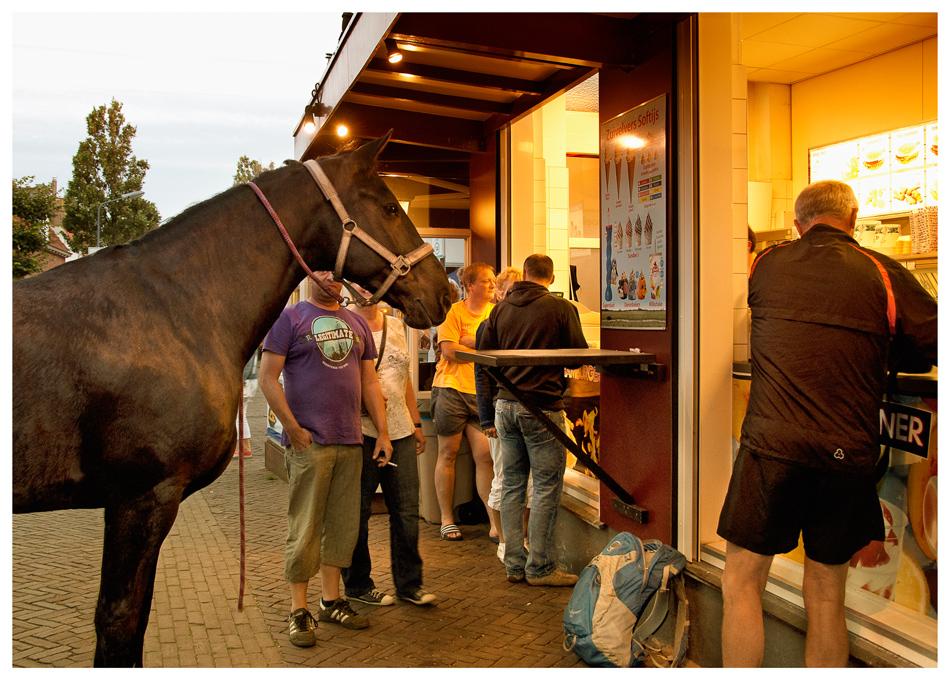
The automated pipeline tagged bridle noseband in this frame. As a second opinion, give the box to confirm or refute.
[246,159,434,308]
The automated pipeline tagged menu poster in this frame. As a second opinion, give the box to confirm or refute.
[809,121,939,217]
[600,94,667,330]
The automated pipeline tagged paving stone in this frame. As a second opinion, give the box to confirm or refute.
[12,395,588,668]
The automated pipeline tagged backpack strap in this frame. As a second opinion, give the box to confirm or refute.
[374,314,388,372]
[634,572,690,668]
[630,564,672,663]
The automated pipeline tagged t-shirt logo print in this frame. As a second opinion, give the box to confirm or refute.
[310,316,355,364]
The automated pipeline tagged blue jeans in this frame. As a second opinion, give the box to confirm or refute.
[495,399,568,580]
[342,434,424,598]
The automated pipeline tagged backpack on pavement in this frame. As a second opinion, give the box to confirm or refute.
[563,532,689,668]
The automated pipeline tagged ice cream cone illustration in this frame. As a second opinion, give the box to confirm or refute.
[626,146,636,202]
[650,255,661,300]
[634,214,642,248]
[625,218,633,250]
[645,212,653,247]
[615,154,624,200]
[603,146,612,194]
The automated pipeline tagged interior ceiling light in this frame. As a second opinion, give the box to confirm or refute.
[385,39,403,64]
[336,125,348,137]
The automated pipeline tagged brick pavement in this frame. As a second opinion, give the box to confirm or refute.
[11,394,587,668]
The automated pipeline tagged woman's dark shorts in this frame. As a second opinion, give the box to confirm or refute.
[717,446,885,565]
[430,386,481,437]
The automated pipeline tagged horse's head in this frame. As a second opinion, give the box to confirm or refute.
[316,133,452,329]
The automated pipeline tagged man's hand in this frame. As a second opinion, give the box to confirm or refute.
[373,437,393,467]
[288,425,313,451]
[484,426,498,439]
[414,427,426,454]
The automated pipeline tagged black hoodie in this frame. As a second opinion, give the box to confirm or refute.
[476,280,588,416]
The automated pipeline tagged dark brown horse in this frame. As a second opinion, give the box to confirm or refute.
[12,133,452,667]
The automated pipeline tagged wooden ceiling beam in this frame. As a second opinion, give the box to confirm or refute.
[349,82,511,115]
[365,58,545,95]
[328,102,487,154]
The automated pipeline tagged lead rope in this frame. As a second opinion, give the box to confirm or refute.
[237,388,246,611]
[246,181,348,306]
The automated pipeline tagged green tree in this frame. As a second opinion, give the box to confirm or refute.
[62,99,161,252]
[233,156,275,186]
[11,176,57,279]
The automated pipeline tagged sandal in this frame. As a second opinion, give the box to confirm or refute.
[440,524,463,541]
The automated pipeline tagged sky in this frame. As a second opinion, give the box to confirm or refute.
[10,7,346,223]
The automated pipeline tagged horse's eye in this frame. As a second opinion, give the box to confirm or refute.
[383,203,399,217]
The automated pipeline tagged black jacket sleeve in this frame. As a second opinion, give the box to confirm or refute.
[880,256,938,372]
[474,319,497,429]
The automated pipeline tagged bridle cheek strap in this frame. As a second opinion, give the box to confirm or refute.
[302,160,433,306]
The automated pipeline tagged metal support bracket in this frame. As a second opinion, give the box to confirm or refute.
[600,362,667,382]
[487,366,649,524]
[611,496,649,523]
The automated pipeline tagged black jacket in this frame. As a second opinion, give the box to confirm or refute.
[741,225,937,475]
[476,281,588,424]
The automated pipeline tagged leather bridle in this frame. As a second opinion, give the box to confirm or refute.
[247,159,434,308]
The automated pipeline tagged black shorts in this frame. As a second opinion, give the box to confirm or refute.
[430,386,481,437]
[717,447,884,565]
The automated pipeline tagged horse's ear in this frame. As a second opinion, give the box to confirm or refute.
[353,130,393,165]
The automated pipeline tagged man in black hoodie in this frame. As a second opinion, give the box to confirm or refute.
[478,254,588,586]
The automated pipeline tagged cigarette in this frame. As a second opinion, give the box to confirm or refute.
[386,461,398,467]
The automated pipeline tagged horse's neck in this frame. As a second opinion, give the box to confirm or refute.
[142,170,336,365]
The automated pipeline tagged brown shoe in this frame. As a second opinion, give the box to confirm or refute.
[527,569,578,587]
[506,573,525,583]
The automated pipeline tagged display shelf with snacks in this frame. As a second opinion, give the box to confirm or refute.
[845,145,938,302]
[809,122,938,222]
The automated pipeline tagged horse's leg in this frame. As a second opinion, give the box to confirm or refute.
[93,486,183,667]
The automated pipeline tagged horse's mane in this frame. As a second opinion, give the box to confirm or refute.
[122,141,374,251]
[123,160,304,250]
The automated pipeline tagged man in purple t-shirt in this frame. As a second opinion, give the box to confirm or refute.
[260,271,392,647]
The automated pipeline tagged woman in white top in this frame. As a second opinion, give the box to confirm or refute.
[340,284,437,606]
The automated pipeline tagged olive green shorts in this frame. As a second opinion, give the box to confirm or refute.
[283,441,362,583]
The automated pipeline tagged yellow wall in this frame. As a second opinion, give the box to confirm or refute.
[790,37,938,204]
[508,103,603,342]
[697,12,742,547]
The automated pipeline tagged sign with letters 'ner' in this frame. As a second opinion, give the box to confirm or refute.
[880,401,932,458]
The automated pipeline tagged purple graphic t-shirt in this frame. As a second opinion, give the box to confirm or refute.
[263,301,377,447]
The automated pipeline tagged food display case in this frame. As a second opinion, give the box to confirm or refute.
[810,122,938,302]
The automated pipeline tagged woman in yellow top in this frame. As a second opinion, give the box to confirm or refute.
[430,262,498,542]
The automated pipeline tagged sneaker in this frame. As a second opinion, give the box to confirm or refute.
[527,569,578,587]
[397,588,437,606]
[496,542,505,564]
[318,598,369,629]
[350,588,395,606]
[288,608,317,647]
[506,573,525,584]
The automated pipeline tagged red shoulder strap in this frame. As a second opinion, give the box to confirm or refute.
[848,244,897,335]
[749,241,793,278]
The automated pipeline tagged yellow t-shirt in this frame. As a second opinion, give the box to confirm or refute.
[432,299,494,395]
